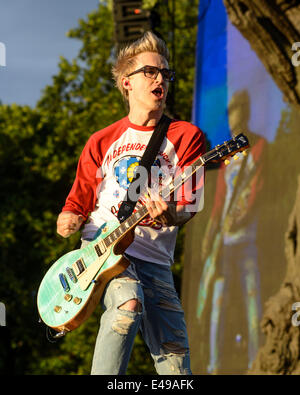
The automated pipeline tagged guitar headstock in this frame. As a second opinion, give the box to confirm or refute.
[202,133,250,165]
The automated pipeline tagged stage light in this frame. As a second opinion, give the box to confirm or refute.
[113,0,158,45]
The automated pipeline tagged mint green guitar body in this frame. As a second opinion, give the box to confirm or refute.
[37,220,130,333]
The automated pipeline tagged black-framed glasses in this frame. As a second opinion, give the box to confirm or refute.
[126,65,175,82]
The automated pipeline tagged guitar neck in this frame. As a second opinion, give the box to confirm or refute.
[100,205,148,249]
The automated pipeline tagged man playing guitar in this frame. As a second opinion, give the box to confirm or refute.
[56,31,205,375]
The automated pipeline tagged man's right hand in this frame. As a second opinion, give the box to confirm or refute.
[56,211,84,238]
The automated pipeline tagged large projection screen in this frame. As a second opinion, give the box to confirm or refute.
[183,0,300,374]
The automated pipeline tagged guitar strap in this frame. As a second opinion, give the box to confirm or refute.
[117,114,172,223]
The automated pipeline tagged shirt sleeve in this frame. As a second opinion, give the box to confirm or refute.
[62,134,103,220]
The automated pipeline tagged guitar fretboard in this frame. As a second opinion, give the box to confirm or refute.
[101,205,148,248]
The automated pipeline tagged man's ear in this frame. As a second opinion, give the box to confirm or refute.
[122,77,131,91]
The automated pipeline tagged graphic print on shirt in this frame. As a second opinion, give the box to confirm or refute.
[111,154,172,230]
[114,155,141,190]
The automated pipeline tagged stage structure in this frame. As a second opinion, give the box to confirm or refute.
[183,0,300,374]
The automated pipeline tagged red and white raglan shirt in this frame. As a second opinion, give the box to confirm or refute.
[62,116,205,266]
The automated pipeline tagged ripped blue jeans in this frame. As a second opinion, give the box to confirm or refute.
[81,241,192,375]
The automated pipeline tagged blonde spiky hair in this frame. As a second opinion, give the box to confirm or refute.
[112,31,170,101]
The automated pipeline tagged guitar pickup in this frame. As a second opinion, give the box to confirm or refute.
[94,241,106,257]
[66,267,77,283]
[72,258,86,276]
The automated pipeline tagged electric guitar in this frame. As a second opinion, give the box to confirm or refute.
[37,133,249,336]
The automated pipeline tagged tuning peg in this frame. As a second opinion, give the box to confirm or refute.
[224,159,230,165]
[242,150,248,157]
[233,154,239,160]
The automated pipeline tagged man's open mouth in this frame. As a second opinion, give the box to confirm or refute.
[152,87,164,98]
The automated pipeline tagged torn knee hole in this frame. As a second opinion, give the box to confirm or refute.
[118,298,142,312]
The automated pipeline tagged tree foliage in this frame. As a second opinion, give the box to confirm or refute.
[0,0,199,374]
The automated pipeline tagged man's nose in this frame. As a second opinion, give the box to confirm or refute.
[155,71,167,84]
[155,70,165,83]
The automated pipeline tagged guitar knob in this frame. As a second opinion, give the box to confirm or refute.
[64,294,73,302]
[224,159,230,165]
[233,154,239,160]
[54,305,62,313]
[73,297,82,305]
[242,150,248,156]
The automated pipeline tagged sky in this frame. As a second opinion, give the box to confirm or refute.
[0,0,100,107]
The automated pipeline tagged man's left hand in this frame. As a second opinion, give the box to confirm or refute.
[144,193,192,227]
